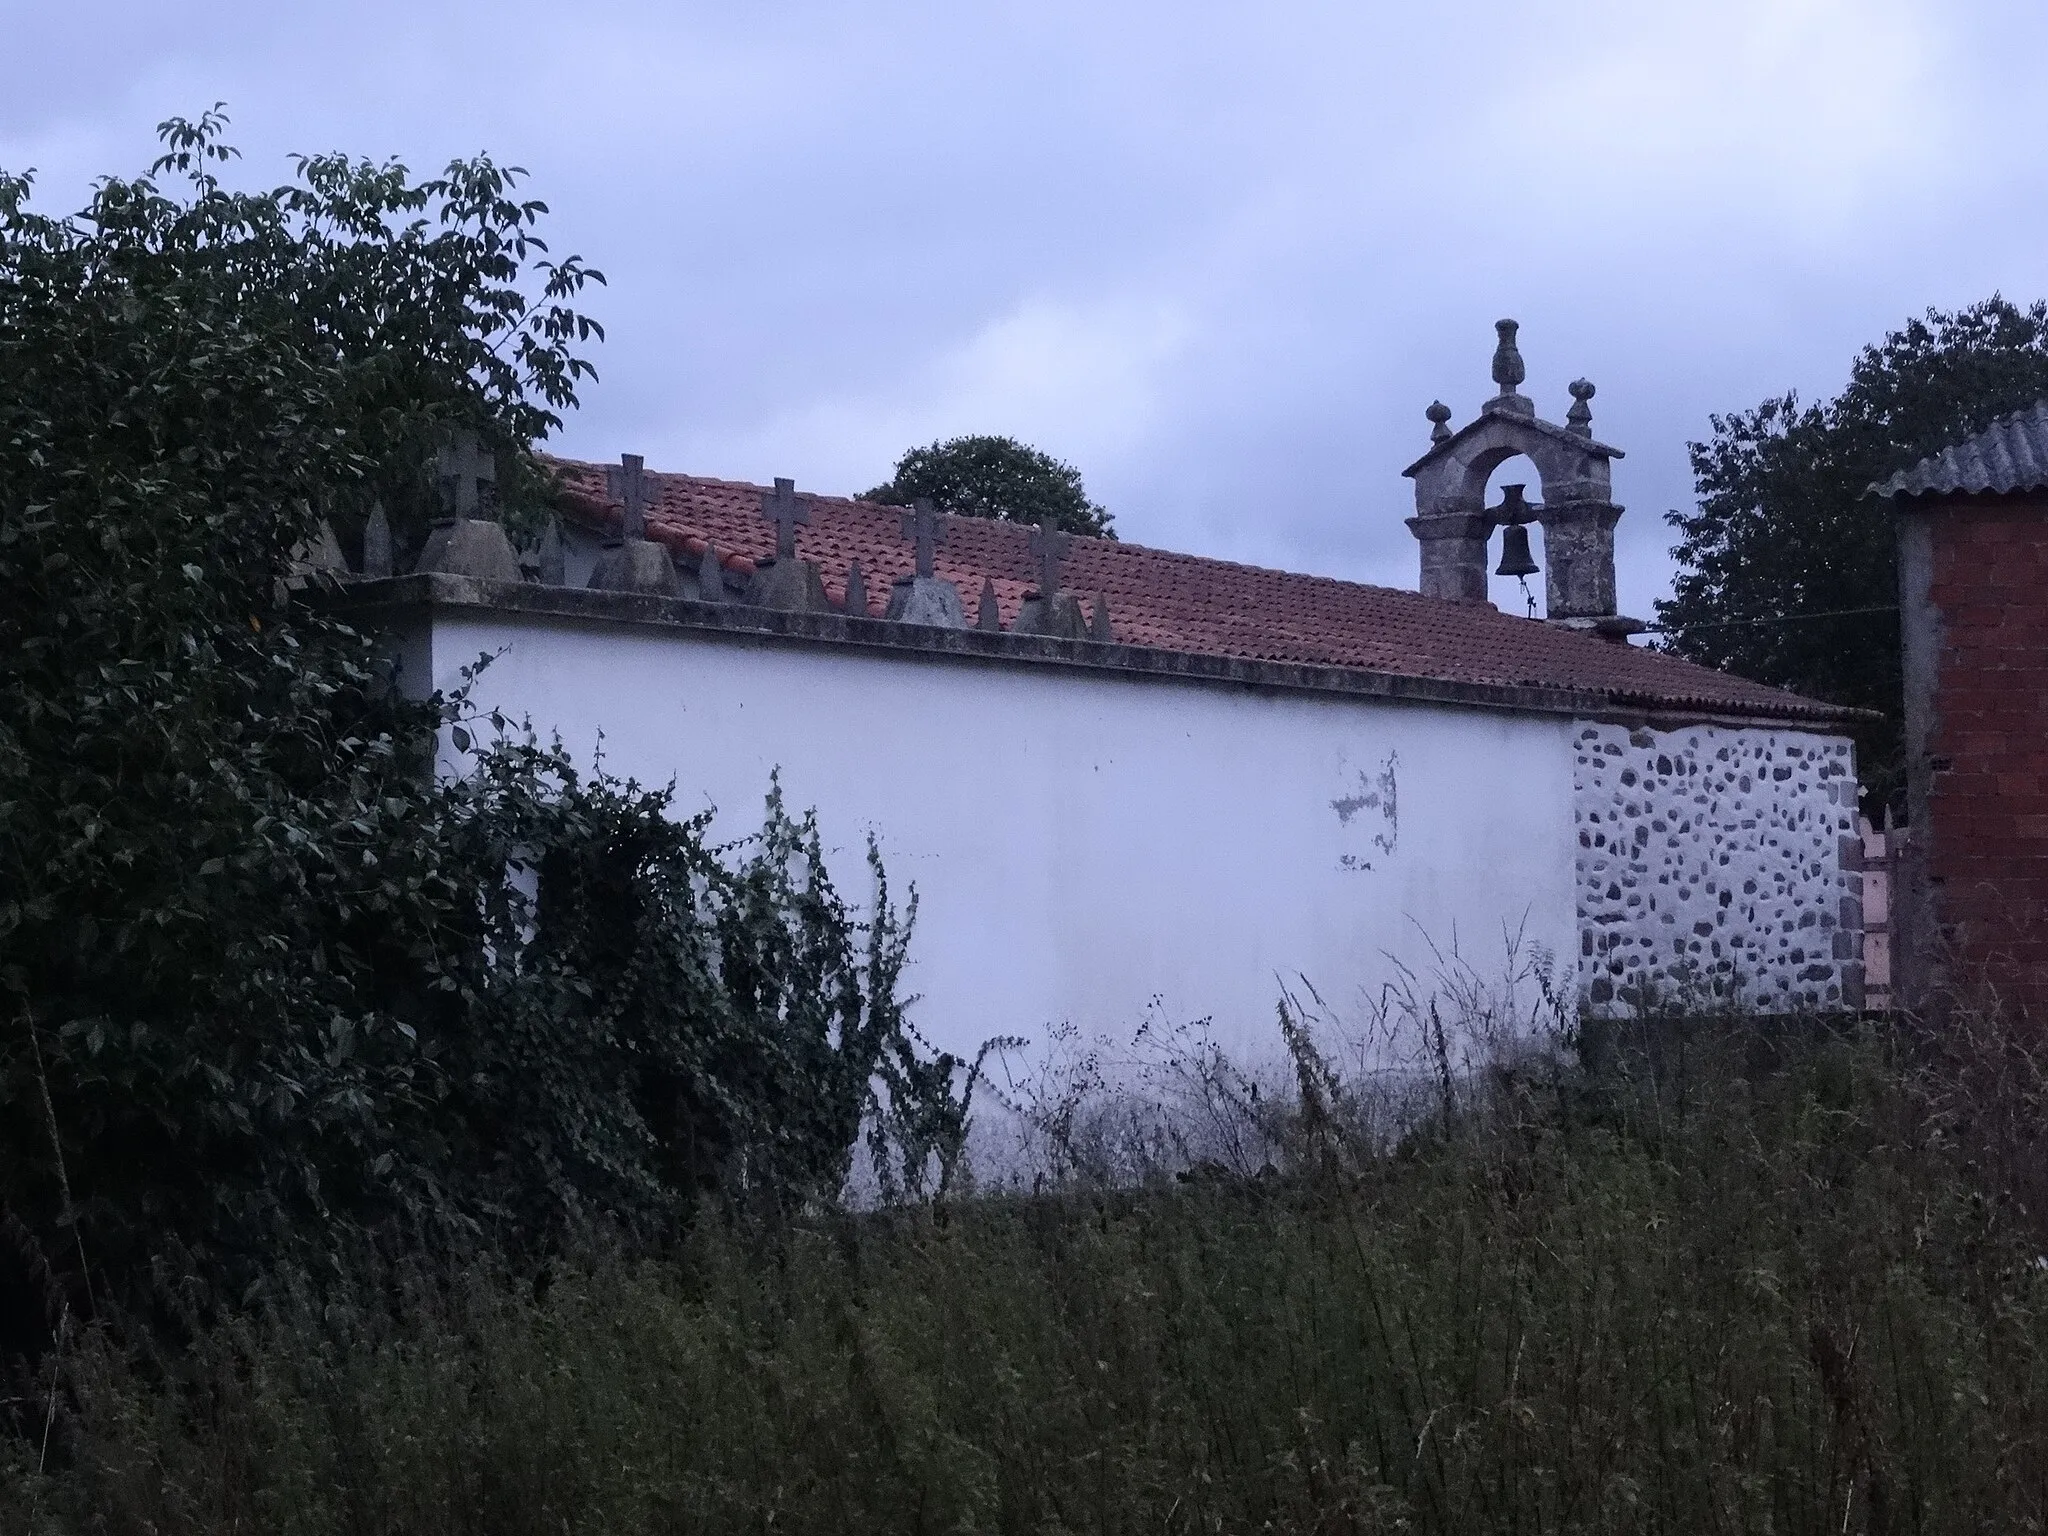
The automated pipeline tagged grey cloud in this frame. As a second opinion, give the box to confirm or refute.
[8,0,2048,622]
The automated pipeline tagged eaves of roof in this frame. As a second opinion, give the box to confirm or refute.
[1870,399,2048,501]
[328,572,1875,732]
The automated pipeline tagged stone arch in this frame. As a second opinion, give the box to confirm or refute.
[1404,396,1626,622]
[1408,413,1616,520]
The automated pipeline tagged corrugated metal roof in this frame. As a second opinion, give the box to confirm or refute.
[1871,399,2048,500]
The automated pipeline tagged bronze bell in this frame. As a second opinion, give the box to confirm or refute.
[1492,483,1539,578]
[1496,522,1538,578]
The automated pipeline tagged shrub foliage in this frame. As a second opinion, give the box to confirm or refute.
[0,114,959,1318]
[863,434,1116,538]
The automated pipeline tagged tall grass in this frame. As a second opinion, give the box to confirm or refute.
[9,1002,2048,1533]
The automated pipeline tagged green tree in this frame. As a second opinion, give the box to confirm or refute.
[1660,297,2048,813]
[0,113,958,1315]
[864,433,1116,538]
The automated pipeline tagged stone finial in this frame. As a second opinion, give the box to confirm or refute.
[1426,401,1453,444]
[844,560,869,617]
[423,433,518,581]
[1566,378,1596,438]
[697,543,726,602]
[760,477,810,559]
[1029,519,1071,600]
[1491,319,1525,392]
[900,497,946,578]
[435,430,496,523]
[1483,320,1534,420]
[976,577,1002,632]
[361,502,394,578]
[1089,593,1114,643]
[606,453,651,545]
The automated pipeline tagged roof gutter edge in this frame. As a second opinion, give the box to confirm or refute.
[311,573,1861,732]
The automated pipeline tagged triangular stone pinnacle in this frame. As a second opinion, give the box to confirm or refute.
[292,519,348,576]
[976,577,1002,632]
[361,503,394,578]
[534,520,565,585]
[697,544,726,602]
[1090,593,1113,643]
[844,560,869,618]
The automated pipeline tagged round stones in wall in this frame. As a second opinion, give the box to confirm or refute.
[1574,723,1858,1012]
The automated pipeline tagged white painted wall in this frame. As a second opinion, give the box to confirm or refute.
[406,610,1581,1070]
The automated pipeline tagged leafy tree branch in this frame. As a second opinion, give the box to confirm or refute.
[0,112,962,1318]
[1660,297,2048,812]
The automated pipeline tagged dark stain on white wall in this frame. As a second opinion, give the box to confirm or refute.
[1333,751,1399,871]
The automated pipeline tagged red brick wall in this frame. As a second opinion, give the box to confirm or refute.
[1925,495,2048,1013]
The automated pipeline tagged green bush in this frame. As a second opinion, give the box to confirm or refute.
[862,435,1116,539]
[0,113,961,1318]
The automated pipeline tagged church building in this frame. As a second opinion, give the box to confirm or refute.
[332,325,1867,1066]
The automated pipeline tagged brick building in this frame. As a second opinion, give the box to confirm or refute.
[1881,401,2048,1018]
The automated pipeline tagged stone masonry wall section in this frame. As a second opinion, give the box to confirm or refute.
[1574,722,1862,1013]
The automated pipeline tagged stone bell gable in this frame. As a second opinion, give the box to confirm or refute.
[1403,320,1634,632]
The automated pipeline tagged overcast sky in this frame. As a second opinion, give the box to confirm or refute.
[8,1,2047,616]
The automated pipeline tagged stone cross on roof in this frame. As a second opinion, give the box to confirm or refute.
[1029,519,1071,598]
[760,477,810,559]
[435,430,496,522]
[606,452,650,544]
[900,497,946,578]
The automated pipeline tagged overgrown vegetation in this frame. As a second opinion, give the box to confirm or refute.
[9,1004,2048,1533]
[0,115,963,1325]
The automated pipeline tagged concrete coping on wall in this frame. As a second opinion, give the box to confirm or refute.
[317,572,1872,732]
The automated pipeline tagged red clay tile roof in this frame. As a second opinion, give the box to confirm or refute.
[547,457,1856,726]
